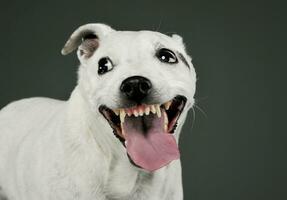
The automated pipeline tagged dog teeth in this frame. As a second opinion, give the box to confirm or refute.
[125,109,131,117]
[163,111,168,125]
[145,106,150,115]
[138,109,144,116]
[133,110,139,117]
[120,122,126,137]
[113,109,120,116]
[150,105,156,114]
[163,111,168,132]
[117,101,171,120]
[164,101,172,110]
[120,109,126,123]
[155,104,161,118]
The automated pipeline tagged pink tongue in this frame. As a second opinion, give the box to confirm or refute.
[123,112,180,171]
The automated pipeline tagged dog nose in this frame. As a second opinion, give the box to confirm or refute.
[120,76,152,102]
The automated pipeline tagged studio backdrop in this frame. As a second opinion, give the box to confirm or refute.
[0,0,286,199]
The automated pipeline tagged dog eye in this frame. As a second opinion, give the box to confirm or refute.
[156,48,178,64]
[98,57,114,75]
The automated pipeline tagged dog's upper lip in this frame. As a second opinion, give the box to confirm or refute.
[99,95,187,139]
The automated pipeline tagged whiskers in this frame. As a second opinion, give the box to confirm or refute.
[189,98,208,131]
[190,106,196,131]
[194,104,207,119]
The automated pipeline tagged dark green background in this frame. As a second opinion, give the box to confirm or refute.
[0,0,286,199]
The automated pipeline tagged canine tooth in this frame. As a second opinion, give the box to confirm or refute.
[164,101,172,110]
[164,124,168,132]
[145,106,150,115]
[133,110,139,117]
[150,105,156,114]
[163,111,168,132]
[122,129,126,137]
[114,109,120,116]
[155,105,161,118]
[120,109,126,123]
[163,111,168,125]
[120,123,126,137]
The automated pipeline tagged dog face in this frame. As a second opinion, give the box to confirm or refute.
[62,24,196,171]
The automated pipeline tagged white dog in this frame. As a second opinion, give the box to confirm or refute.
[0,23,196,200]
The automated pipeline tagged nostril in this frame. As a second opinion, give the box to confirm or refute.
[139,81,151,94]
[121,83,132,94]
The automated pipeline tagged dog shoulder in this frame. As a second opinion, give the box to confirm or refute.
[0,97,66,140]
[0,97,67,199]
[0,97,64,117]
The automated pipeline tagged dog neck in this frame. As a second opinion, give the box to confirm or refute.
[61,87,184,198]
[65,87,125,156]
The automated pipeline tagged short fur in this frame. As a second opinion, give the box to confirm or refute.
[0,23,196,200]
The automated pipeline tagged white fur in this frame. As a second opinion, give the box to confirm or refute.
[0,23,196,200]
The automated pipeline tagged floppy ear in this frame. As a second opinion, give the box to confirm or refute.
[61,23,115,60]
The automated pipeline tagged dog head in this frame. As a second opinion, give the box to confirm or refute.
[62,23,196,171]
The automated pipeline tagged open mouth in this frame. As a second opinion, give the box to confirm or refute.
[99,95,187,171]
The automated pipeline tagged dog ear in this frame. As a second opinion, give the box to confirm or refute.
[171,34,183,44]
[61,23,115,60]
[172,34,193,64]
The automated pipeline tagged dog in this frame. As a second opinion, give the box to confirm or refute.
[0,23,196,200]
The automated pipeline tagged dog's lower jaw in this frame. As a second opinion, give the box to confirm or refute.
[65,88,184,199]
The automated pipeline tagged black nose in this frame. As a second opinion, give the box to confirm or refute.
[120,76,152,103]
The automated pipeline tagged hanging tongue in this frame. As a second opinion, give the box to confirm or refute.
[122,110,180,171]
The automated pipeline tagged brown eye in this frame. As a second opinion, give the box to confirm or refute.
[156,48,178,64]
[98,57,114,75]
